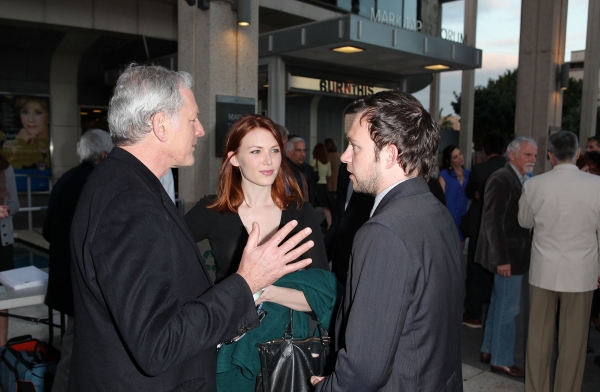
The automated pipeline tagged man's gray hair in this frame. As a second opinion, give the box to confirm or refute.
[506,136,537,159]
[108,64,193,146]
[287,137,304,153]
[77,129,114,163]
[548,130,579,162]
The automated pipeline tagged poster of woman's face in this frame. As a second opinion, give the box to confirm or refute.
[0,94,51,191]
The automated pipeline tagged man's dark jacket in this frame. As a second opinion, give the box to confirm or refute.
[286,157,316,204]
[324,163,374,286]
[463,155,506,238]
[475,163,531,275]
[68,148,259,391]
[43,162,95,316]
[316,178,463,391]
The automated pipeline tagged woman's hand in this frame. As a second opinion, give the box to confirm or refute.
[254,286,312,312]
[0,206,9,219]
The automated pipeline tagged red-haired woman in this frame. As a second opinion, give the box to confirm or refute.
[184,114,340,391]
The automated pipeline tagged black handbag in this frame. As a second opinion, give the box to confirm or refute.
[255,309,331,392]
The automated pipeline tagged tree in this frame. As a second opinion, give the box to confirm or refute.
[451,69,518,148]
[561,77,600,136]
[452,70,599,148]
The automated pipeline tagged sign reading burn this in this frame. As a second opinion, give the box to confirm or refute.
[288,75,390,98]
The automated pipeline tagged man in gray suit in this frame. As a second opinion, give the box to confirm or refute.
[519,131,600,392]
[476,136,537,377]
[311,91,463,391]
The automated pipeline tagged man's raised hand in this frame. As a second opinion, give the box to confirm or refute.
[237,220,313,294]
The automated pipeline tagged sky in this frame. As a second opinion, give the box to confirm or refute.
[412,0,590,118]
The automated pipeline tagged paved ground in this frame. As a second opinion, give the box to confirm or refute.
[5,198,600,391]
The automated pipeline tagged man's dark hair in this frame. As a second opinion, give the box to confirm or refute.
[548,130,579,162]
[352,90,440,180]
[482,133,506,156]
[587,151,600,168]
[587,135,600,143]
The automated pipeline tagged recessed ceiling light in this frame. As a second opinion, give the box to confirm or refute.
[80,112,88,115]
[332,46,364,54]
[424,64,450,70]
[238,21,250,27]
[93,110,102,113]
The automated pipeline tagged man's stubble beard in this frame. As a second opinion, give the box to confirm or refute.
[353,160,381,196]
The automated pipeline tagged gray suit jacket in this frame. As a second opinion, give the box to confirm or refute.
[316,178,463,392]
[475,163,531,275]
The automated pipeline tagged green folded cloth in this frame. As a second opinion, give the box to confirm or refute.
[216,269,343,392]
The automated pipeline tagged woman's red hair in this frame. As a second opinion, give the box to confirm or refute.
[209,114,303,213]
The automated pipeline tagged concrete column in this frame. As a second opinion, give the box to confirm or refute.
[420,0,442,122]
[50,32,100,178]
[579,0,600,146]
[515,0,568,173]
[178,1,259,211]
[429,74,440,122]
[268,56,286,125]
[459,0,477,169]
[309,96,321,151]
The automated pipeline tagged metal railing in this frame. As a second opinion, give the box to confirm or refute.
[15,174,53,231]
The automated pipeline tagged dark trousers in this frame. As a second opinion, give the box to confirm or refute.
[464,235,493,320]
[591,289,600,320]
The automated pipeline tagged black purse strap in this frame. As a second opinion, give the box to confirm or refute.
[283,308,329,341]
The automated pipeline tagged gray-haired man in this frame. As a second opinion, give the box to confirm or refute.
[476,136,537,377]
[68,65,313,390]
[44,128,114,392]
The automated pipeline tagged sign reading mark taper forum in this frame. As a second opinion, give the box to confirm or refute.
[370,8,464,44]
[288,75,390,98]
[215,95,256,157]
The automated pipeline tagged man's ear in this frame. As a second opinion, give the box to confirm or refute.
[385,144,399,169]
[228,151,239,167]
[152,113,168,143]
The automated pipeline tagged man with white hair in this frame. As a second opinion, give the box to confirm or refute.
[68,65,313,390]
[519,130,600,392]
[475,136,537,377]
[44,128,114,391]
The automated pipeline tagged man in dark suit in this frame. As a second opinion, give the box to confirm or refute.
[43,129,113,392]
[312,91,463,391]
[286,137,316,204]
[68,65,313,391]
[476,136,537,377]
[462,133,506,328]
[324,162,374,286]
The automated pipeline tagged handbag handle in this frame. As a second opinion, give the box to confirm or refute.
[283,308,329,342]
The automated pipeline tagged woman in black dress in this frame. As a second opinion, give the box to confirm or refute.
[184,114,338,391]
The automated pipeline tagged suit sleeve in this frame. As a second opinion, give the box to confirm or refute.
[183,197,212,242]
[90,189,259,376]
[298,203,330,271]
[316,223,413,391]
[518,184,534,229]
[482,175,510,267]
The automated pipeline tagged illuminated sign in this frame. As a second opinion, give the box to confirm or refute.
[288,75,390,97]
[370,8,464,44]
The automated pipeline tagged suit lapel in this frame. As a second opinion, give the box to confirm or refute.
[111,148,214,284]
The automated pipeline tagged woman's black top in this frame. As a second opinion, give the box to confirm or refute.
[184,196,329,283]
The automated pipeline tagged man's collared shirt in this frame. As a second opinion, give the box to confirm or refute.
[509,163,526,185]
[370,179,409,218]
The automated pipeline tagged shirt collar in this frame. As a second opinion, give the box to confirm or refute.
[370,179,408,218]
[509,163,526,184]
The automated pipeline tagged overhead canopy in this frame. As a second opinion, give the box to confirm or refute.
[259,14,482,91]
